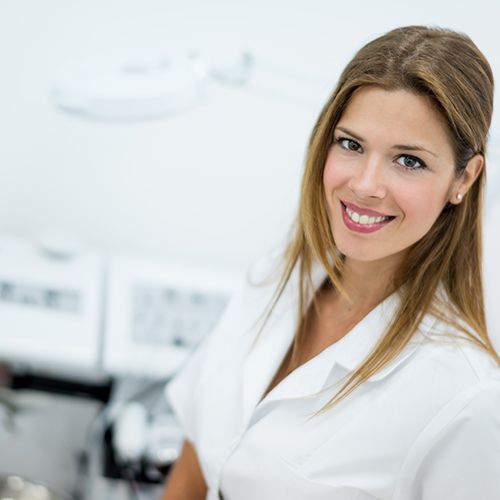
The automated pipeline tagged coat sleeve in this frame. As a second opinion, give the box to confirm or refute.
[165,331,216,444]
[394,381,500,500]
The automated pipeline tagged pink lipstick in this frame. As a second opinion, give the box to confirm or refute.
[340,200,395,234]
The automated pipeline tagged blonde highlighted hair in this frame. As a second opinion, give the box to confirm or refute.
[264,26,499,410]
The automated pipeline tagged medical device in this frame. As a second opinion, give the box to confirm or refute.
[0,231,239,381]
[0,234,103,376]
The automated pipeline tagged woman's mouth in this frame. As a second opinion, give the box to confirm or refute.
[340,201,396,234]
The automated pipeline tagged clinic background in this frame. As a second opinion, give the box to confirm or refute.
[1,1,500,499]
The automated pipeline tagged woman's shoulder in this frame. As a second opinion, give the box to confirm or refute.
[234,246,305,317]
[401,319,500,412]
[246,247,285,283]
[238,250,282,302]
[415,329,499,375]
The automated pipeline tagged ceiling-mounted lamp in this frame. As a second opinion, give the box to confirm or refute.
[51,50,255,122]
[51,52,211,121]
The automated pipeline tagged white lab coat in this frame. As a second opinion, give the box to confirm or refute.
[167,255,500,500]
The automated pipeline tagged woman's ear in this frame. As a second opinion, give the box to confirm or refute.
[449,154,484,204]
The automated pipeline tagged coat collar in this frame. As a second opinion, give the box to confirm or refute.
[241,259,435,426]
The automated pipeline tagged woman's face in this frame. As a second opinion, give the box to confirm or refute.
[323,86,459,266]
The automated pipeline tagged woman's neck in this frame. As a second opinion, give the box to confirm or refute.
[339,255,400,312]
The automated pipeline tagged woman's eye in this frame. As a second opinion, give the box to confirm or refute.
[337,137,362,152]
[396,155,426,170]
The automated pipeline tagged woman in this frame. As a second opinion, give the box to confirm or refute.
[162,26,500,499]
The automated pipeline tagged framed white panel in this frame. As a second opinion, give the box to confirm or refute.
[103,255,241,378]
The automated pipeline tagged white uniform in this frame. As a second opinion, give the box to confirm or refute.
[167,256,500,500]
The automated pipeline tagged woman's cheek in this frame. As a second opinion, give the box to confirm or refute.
[323,158,349,193]
[399,188,445,229]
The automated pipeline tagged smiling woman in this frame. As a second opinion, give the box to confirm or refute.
[162,26,500,500]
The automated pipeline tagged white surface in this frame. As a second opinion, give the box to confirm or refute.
[167,258,500,500]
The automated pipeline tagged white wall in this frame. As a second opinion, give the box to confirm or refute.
[0,0,500,273]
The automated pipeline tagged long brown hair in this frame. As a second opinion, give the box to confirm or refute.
[263,25,499,411]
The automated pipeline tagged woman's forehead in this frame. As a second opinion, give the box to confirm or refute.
[336,86,454,155]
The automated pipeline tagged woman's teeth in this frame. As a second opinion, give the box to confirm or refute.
[345,206,390,225]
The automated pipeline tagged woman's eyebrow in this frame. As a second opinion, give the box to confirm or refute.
[336,126,437,157]
[336,126,364,142]
[392,144,437,157]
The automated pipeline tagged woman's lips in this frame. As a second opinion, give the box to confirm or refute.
[340,201,396,234]
[342,200,394,218]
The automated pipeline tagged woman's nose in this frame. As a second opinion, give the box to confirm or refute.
[347,155,387,199]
